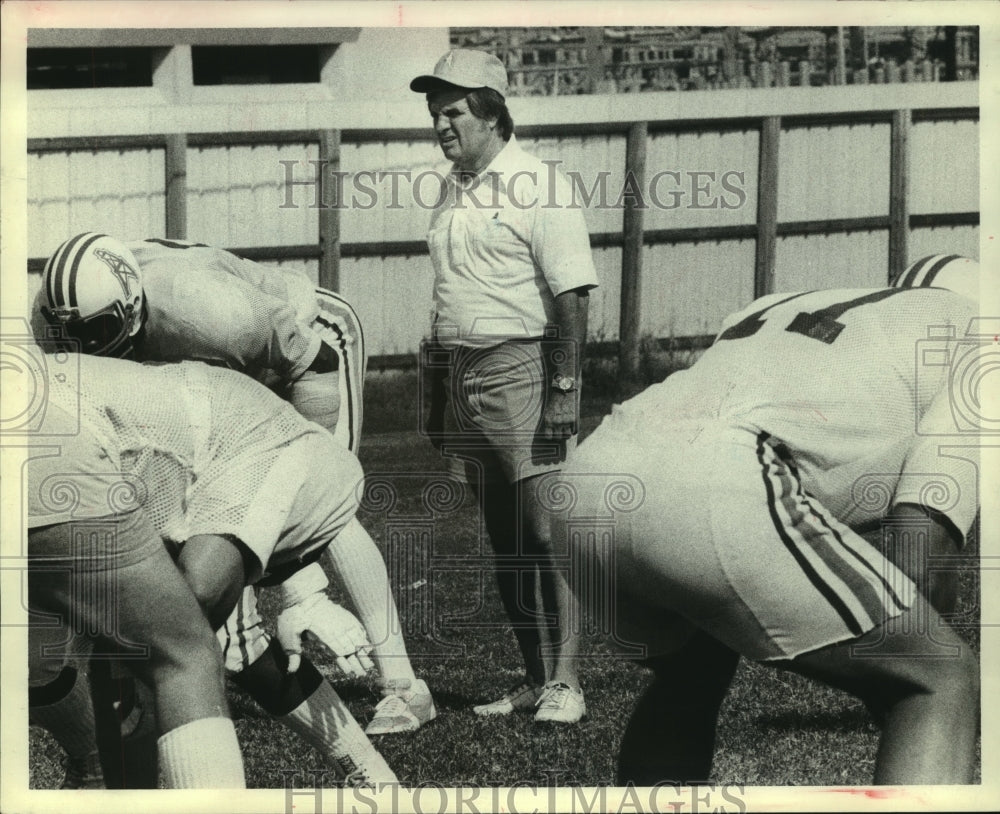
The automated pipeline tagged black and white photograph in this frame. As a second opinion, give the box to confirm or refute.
[1,2,997,812]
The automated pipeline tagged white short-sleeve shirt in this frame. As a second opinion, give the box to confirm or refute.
[428,137,599,347]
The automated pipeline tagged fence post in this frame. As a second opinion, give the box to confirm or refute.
[165,133,187,239]
[755,117,780,298]
[889,109,911,282]
[617,120,647,395]
[319,129,341,291]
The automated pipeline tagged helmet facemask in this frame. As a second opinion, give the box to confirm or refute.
[41,232,145,357]
[41,299,140,358]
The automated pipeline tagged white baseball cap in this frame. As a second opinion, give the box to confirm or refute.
[410,49,509,98]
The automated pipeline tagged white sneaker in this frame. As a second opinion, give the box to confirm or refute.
[534,681,586,724]
[472,681,542,717]
[365,679,436,735]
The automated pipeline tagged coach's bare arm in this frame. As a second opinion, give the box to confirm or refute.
[542,287,590,440]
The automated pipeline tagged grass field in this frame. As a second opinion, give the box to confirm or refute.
[29,367,982,789]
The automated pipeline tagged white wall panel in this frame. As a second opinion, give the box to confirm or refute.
[26,273,43,310]
[338,254,436,358]
[910,120,979,214]
[28,148,164,259]
[645,129,758,230]
[642,240,756,338]
[28,151,69,259]
[25,100,978,359]
[908,226,980,262]
[589,246,623,343]
[774,231,889,291]
[188,142,320,247]
[339,140,443,245]
[778,123,890,223]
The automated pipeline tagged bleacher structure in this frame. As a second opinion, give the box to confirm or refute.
[451,26,979,96]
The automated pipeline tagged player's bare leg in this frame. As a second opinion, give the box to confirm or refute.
[618,633,740,785]
[180,533,398,780]
[779,595,978,784]
[323,518,436,736]
[176,533,256,629]
[29,520,245,788]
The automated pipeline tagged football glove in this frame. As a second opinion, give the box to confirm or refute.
[275,562,374,677]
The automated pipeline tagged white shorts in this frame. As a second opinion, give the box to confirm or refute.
[426,339,572,485]
[230,432,362,581]
[560,421,917,661]
[217,428,363,671]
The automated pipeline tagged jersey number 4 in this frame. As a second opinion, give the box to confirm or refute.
[717,289,909,345]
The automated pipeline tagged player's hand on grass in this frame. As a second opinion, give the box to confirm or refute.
[276,592,374,677]
[275,561,374,677]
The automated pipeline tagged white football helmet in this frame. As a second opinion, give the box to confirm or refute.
[891,254,980,302]
[41,233,145,357]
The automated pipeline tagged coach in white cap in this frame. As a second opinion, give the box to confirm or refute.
[413,50,599,724]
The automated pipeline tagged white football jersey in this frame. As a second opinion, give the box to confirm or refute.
[127,239,321,381]
[39,354,361,571]
[32,239,322,382]
[608,287,981,535]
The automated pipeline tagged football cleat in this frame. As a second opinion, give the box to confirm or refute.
[365,678,436,735]
[472,680,542,716]
[533,681,586,724]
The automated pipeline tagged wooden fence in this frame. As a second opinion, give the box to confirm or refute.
[27,102,979,382]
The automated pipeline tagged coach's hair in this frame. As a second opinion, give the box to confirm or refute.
[467,88,514,142]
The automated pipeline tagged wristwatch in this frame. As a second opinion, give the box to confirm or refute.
[551,374,577,393]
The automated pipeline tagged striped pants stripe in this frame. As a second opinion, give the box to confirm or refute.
[562,423,917,661]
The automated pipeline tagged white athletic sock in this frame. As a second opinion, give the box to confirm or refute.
[157,717,245,788]
[29,669,98,759]
[280,679,397,783]
[323,518,417,685]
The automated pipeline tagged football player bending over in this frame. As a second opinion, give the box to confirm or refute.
[556,256,986,784]
[30,234,431,786]
[29,353,405,785]
[26,393,246,788]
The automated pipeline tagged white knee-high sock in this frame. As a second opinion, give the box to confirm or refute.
[279,678,397,783]
[323,518,417,685]
[157,717,245,788]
